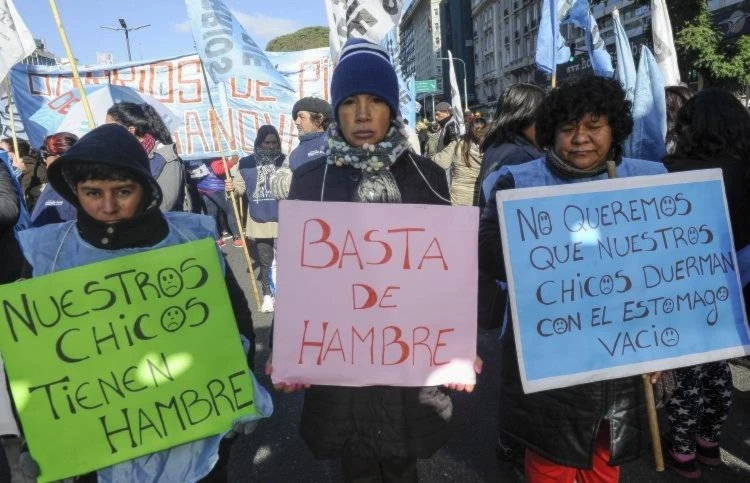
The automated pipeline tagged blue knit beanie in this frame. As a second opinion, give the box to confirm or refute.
[330,38,400,123]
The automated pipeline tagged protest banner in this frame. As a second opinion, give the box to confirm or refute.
[0,238,258,482]
[272,201,478,387]
[496,169,750,394]
[8,49,332,159]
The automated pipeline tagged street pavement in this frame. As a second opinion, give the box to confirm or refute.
[221,244,750,482]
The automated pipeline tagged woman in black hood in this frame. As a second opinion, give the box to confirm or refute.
[17,123,259,482]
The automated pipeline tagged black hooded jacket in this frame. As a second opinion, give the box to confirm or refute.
[32,124,256,362]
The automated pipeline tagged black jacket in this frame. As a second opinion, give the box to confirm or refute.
[0,161,22,284]
[476,135,544,208]
[288,152,453,459]
[664,155,750,249]
[437,116,459,153]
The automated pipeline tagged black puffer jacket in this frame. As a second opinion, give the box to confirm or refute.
[288,151,453,459]
[437,116,459,153]
[0,160,22,284]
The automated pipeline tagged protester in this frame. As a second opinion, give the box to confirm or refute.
[664,85,694,155]
[275,38,481,483]
[191,157,243,247]
[424,121,441,160]
[1,139,46,211]
[290,97,333,171]
[661,88,750,479]
[435,101,459,154]
[21,149,47,213]
[477,83,546,208]
[416,119,429,154]
[29,132,78,227]
[106,102,190,212]
[227,125,286,313]
[433,116,488,206]
[16,123,264,482]
[479,76,665,482]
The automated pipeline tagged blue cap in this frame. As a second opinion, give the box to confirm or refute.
[330,38,400,123]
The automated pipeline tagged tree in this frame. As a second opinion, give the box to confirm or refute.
[266,27,330,52]
[673,2,750,88]
[591,0,749,88]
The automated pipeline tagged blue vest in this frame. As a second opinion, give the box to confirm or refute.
[290,132,328,171]
[29,186,76,227]
[19,213,226,482]
[498,156,667,189]
[493,156,667,337]
[238,154,285,223]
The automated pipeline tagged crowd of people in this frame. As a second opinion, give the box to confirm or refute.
[1,35,749,483]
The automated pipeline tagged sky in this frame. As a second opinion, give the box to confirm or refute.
[15,0,329,65]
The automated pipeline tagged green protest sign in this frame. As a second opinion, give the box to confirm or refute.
[0,238,257,482]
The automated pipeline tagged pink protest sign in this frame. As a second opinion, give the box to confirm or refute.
[272,201,478,387]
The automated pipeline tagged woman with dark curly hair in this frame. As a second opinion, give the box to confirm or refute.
[661,88,750,479]
[479,76,666,482]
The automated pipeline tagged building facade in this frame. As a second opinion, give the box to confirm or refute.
[400,0,445,118]
[471,0,746,110]
[22,38,58,66]
[440,0,477,108]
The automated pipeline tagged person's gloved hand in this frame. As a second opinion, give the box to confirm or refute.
[226,415,259,439]
[19,447,40,479]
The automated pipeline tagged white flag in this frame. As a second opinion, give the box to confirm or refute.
[325,0,405,63]
[0,0,35,83]
[447,50,465,135]
[651,0,681,86]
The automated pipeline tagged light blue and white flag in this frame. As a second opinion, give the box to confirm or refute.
[184,0,292,91]
[628,46,667,161]
[536,0,573,74]
[185,0,296,153]
[613,8,636,103]
[380,27,417,126]
[564,1,613,77]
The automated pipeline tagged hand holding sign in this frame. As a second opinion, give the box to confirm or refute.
[0,239,265,482]
[496,170,750,394]
[272,201,479,388]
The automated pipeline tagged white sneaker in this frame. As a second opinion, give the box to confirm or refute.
[260,295,275,313]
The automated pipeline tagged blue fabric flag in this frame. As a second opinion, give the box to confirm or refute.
[185,0,292,91]
[628,46,667,162]
[563,1,613,77]
[613,9,637,104]
[536,0,571,74]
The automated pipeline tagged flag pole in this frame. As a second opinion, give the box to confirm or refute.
[198,60,262,309]
[4,77,21,167]
[644,377,665,471]
[47,0,95,129]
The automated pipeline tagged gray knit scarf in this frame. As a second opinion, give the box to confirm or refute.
[544,147,619,179]
[325,119,411,203]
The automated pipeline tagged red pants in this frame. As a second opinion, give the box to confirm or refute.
[525,424,620,483]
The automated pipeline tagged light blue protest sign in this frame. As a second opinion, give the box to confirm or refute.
[496,170,750,393]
